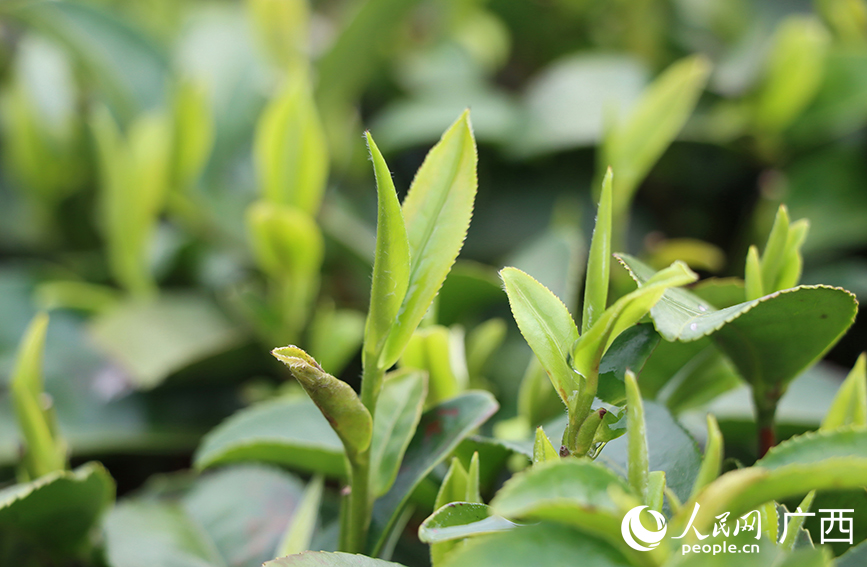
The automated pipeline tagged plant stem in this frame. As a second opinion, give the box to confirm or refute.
[360,360,384,416]
[342,451,371,553]
[754,390,779,458]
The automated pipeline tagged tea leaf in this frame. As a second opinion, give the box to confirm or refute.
[272,346,372,461]
[369,391,498,555]
[435,458,469,511]
[0,463,114,555]
[760,205,791,293]
[501,267,580,405]
[267,553,406,566]
[255,73,328,214]
[647,471,666,513]
[247,201,324,279]
[780,491,815,550]
[399,325,466,406]
[276,475,324,556]
[582,167,613,333]
[677,428,867,536]
[617,254,858,395]
[170,80,213,192]
[602,55,710,219]
[821,353,867,430]
[533,427,559,465]
[745,245,764,301]
[490,459,631,550]
[440,523,633,567]
[596,323,659,405]
[420,502,515,544]
[363,132,410,365]
[10,312,65,478]
[571,261,697,379]
[194,396,346,477]
[755,16,830,134]
[89,294,241,390]
[689,414,723,500]
[625,371,648,503]
[370,370,427,497]
[381,111,478,368]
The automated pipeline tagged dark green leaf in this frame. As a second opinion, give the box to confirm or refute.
[194,396,346,477]
[368,391,498,555]
[596,323,659,405]
[0,463,114,556]
[370,370,427,496]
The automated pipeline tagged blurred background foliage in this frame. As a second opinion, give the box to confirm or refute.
[0,0,866,536]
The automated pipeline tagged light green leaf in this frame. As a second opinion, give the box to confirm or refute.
[625,371,649,503]
[760,205,792,293]
[780,491,815,550]
[272,346,372,461]
[254,73,328,214]
[466,318,507,382]
[571,260,697,380]
[777,219,810,291]
[490,460,632,553]
[755,16,830,134]
[370,370,427,496]
[277,475,324,557]
[363,132,411,367]
[533,427,559,464]
[194,395,346,477]
[617,254,858,395]
[399,326,466,406]
[247,201,324,279]
[822,352,867,430]
[10,312,65,478]
[689,414,723,500]
[380,111,478,368]
[583,167,613,333]
[745,245,764,301]
[369,391,498,556]
[419,502,516,544]
[501,267,580,405]
[92,106,171,296]
[602,55,710,219]
[266,553,406,567]
[89,294,241,390]
[435,458,469,511]
[441,523,632,567]
[0,463,114,556]
[170,79,213,192]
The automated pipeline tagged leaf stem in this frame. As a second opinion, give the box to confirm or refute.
[754,390,779,457]
[360,359,384,416]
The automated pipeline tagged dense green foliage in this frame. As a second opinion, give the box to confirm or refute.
[1,0,866,566]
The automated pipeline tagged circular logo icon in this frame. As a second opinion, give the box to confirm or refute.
[621,505,667,551]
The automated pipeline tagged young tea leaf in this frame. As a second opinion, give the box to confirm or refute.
[10,313,66,478]
[625,371,649,504]
[689,414,723,500]
[501,267,581,405]
[363,132,410,367]
[533,427,559,465]
[602,55,710,220]
[380,111,478,368]
[582,167,613,334]
[255,73,328,214]
[821,353,867,430]
[272,346,372,461]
